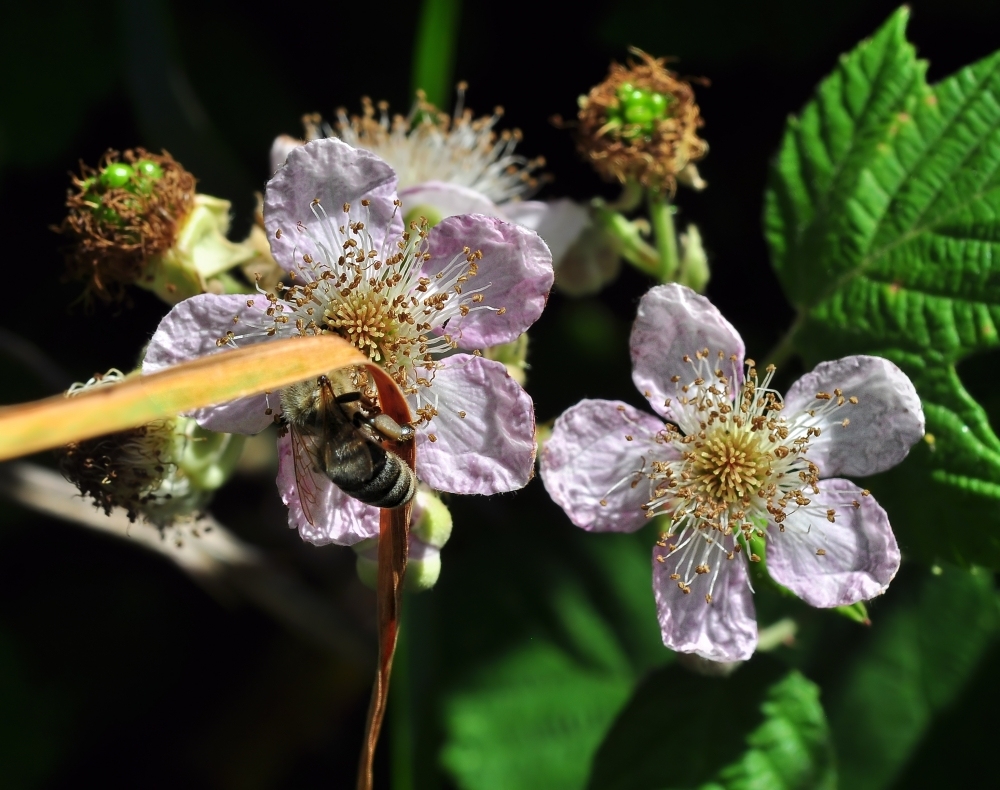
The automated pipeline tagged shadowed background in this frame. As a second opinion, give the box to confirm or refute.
[2,1,1000,787]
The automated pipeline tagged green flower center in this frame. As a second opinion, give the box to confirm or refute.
[84,159,166,226]
[606,83,671,137]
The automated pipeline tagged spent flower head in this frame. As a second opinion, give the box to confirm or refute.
[576,49,708,193]
[58,148,254,305]
[541,284,924,661]
[144,138,552,546]
[57,369,243,528]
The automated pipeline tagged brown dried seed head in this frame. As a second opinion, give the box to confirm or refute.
[56,419,175,524]
[575,49,708,193]
[56,149,196,303]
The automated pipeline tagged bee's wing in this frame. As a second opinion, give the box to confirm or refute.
[288,424,323,529]
[278,427,382,543]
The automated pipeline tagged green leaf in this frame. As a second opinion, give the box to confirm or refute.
[588,660,835,790]
[440,630,634,790]
[764,7,1000,567]
[437,528,666,790]
[827,565,998,790]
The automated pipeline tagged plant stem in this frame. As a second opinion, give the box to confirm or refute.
[411,0,461,107]
[608,179,644,212]
[763,314,804,369]
[391,606,415,790]
[592,204,659,276]
[648,192,679,282]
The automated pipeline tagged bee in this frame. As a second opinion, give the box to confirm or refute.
[280,366,416,523]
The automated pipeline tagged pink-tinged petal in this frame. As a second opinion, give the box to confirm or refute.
[541,400,670,533]
[785,355,925,478]
[502,198,590,267]
[399,181,500,219]
[653,549,757,662]
[270,134,304,174]
[413,354,535,495]
[277,432,380,546]
[767,479,900,608]
[264,138,402,275]
[143,293,286,434]
[630,284,745,419]
[425,215,553,348]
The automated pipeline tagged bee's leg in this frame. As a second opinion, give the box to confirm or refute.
[366,413,415,442]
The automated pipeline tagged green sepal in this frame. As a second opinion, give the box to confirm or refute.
[141,195,256,305]
[834,601,871,625]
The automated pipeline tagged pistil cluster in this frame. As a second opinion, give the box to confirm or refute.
[640,350,861,602]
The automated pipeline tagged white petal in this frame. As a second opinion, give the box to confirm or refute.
[785,355,925,478]
[630,284,745,419]
[264,138,402,276]
[399,181,500,218]
[424,214,553,348]
[653,547,757,662]
[767,479,900,607]
[503,198,590,266]
[412,354,536,495]
[270,134,304,174]
[143,293,285,435]
[541,400,669,533]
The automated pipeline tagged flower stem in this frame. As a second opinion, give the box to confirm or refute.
[648,192,679,282]
[592,204,659,276]
[763,313,804,370]
[607,179,644,212]
[411,0,461,107]
[390,610,415,790]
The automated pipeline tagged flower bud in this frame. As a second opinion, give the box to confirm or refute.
[576,49,708,194]
[677,223,709,293]
[353,489,454,592]
[58,149,254,304]
[411,489,453,548]
[55,369,243,527]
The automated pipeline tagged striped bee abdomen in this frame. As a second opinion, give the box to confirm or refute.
[338,444,415,509]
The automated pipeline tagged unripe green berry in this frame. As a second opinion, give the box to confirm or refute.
[135,160,164,180]
[608,85,672,136]
[100,162,134,189]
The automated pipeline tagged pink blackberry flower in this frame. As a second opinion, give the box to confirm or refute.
[541,284,924,662]
[145,138,552,546]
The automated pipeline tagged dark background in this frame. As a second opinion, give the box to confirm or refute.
[2,1,1000,787]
